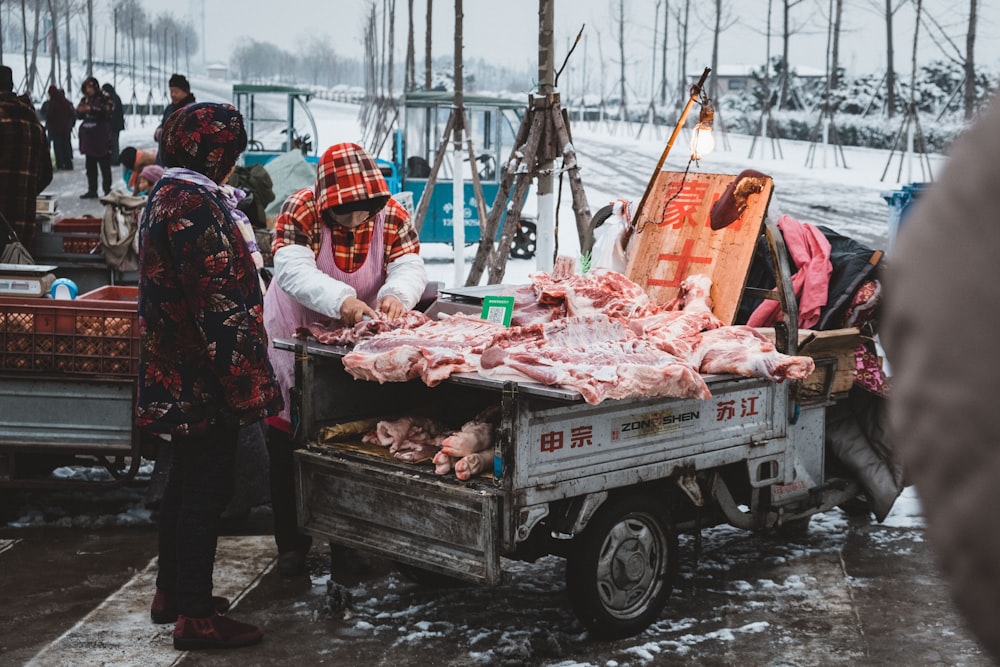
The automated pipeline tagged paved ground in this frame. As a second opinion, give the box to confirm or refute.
[0,485,992,667]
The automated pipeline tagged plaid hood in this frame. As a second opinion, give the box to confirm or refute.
[314,142,390,213]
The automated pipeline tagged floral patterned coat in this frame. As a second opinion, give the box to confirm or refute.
[136,176,282,436]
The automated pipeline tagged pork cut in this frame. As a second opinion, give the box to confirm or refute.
[297,311,431,346]
[693,325,816,381]
[342,314,506,386]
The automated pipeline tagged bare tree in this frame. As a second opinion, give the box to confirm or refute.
[424,0,432,89]
[829,0,843,89]
[46,0,60,90]
[864,0,907,118]
[387,0,396,97]
[405,0,415,91]
[920,0,980,120]
[615,0,627,120]
[777,0,806,109]
[673,0,691,108]
[659,0,670,106]
[704,0,736,103]
[26,0,41,96]
[85,0,93,76]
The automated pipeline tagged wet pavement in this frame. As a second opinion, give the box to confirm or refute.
[0,485,993,666]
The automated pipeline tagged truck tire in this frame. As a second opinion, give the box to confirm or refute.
[566,494,678,639]
[509,220,537,259]
[583,203,615,255]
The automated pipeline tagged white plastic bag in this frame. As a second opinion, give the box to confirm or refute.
[590,199,632,273]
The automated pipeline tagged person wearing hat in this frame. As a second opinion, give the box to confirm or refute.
[154,74,196,165]
[76,76,115,198]
[0,64,53,255]
[262,142,428,576]
[136,164,164,196]
[137,102,281,650]
[45,85,76,170]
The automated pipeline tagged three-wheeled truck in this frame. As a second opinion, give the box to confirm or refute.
[281,171,895,638]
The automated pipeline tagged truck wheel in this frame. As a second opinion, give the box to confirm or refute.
[583,203,615,255]
[566,494,678,639]
[509,220,537,259]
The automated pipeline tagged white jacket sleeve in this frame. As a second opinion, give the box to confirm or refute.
[377,253,428,310]
[272,244,355,319]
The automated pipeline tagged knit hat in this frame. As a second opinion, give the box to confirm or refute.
[709,169,770,230]
[140,164,165,184]
[168,73,190,93]
[48,85,59,96]
[161,102,247,183]
[1,66,13,93]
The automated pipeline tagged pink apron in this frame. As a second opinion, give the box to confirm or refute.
[264,214,387,426]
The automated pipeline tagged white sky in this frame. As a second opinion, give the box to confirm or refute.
[114,0,1000,93]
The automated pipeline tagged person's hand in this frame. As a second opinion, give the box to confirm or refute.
[378,295,406,320]
[339,297,378,326]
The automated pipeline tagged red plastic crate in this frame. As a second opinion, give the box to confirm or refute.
[79,285,139,303]
[52,217,102,254]
[0,291,139,377]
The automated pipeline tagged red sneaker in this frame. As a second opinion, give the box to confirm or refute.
[150,588,231,624]
[173,612,263,650]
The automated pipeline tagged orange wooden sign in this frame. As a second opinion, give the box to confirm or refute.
[626,171,773,325]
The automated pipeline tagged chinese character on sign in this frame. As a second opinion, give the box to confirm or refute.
[740,396,760,417]
[659,179,712,229]
[570,425,593,448]
[716,400,736,421]
[540,431,564,453]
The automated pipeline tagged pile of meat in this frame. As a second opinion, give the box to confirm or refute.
[361,407,499,480]
[301,265,815,405]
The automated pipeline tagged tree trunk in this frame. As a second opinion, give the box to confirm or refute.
[405,0,415,91]
[964,0,977,120]
[86,0,93,76]
[47,0,59,89]
[659,0,669,106]
[616,0,626,120]
[885,0,896,118]
[710,0,721,102]
[830,0,843,89]
[65,4,72,92]
[387,0,396,97]
[424,0,432,89]
[779,0,790,108]
[677,0,690,107]
[27,0,41,96]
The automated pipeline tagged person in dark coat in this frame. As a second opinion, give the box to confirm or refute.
[76,76,114,198]
[154,74,196,165]
[45,85,76,170]
[138,102,281,650]
[102,83,126,165]
[0,65,53,255]
[882,95,1000,664]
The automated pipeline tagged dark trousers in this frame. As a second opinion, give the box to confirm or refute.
[266,425,307,554]
[85,154,112,194]
[51,133,73,169]
[109,131,121,165]
[155,426,238,618]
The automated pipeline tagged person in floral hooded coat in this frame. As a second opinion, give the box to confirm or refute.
[136,102,281,651]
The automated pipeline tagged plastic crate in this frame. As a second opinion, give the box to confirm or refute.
[79,285,139,303]
[36,217,102,256]
[0,291,139,377]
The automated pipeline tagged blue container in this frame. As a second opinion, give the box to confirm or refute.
[882,182,930,254]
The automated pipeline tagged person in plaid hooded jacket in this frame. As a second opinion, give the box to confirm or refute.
[263,142,427,574]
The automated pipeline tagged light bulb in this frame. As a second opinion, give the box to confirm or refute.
[690,122,715,160]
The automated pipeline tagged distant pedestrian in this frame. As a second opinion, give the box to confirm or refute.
[0,64,53,256]
[76,76,114,198]
[102,83,126,165]
[137,102,280,651]
[154,74,196,165]
[45,85,76,170]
